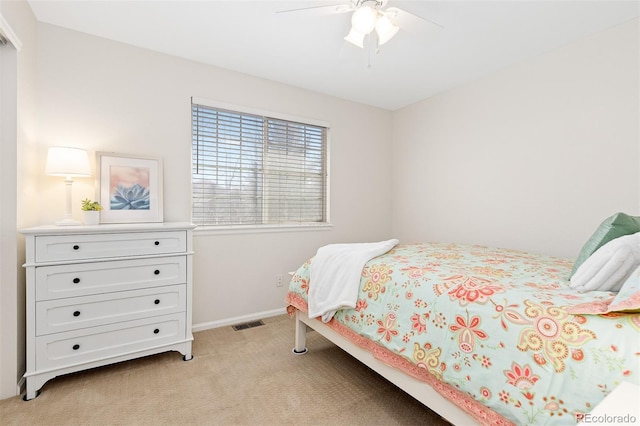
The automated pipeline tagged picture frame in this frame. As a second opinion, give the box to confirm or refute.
[96,152,163,223]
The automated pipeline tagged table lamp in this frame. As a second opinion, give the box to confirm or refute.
[45,146,92,226]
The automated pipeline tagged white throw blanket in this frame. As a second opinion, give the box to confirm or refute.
[308,239,399,323]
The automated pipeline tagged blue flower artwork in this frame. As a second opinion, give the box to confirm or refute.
[110,183,150,210]
[109,165,151,210]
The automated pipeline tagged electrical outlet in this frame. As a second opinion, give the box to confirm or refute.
[276,274,284,287]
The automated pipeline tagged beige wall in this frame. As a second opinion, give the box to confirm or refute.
[34,24,394,325]
[391,18,640,258]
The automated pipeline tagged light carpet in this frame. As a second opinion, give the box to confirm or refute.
[0,315,451,425]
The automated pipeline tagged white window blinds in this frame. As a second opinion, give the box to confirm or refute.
[192,101,328,227]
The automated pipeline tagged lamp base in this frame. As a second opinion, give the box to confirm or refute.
[55,218,82,226]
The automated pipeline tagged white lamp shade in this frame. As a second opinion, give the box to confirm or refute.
[45,147,92,177]
[351,4,377,34]
[376,14,399,45]
[344,28,365,48]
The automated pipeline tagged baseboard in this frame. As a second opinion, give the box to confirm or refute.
[192,307,287,332]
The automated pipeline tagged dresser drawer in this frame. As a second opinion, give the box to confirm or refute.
[36,256,187,301]
[35,313,186,371]
[36,285,186,336]
[35,231,187,262]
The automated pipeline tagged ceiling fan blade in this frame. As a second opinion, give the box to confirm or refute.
[275,3,353,16]
[386,6,443,37]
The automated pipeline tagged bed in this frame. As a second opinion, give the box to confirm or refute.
[285,235,640,425]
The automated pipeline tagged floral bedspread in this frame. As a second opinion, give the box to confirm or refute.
[285,243,640,425]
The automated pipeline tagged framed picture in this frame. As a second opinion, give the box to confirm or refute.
[96,152,163,223]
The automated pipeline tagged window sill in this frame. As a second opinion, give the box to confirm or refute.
[193,223,333,236]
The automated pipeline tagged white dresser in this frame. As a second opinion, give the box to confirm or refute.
[20,222,195,400]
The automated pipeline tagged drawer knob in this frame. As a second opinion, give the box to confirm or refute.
[73,278,81,284]
[154,270,160,275]
[153,328,160,334]
[72,344,80,350]
[73,245,80,250]
[73,311,81,317]
[154,299,160,305]
[154,241,160,246]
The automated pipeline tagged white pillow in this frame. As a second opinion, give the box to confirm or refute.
[570,232,640,292]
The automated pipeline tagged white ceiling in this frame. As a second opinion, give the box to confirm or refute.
[27,0,639,110]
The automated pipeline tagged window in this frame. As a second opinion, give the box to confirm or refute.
[191,99,329,227]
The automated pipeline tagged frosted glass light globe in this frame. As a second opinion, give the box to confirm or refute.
[351,4,377,34]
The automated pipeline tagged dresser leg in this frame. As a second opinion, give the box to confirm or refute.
[23,389,39,401]
[183,354,193,361]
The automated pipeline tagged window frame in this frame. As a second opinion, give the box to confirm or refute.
[191,97,332,233]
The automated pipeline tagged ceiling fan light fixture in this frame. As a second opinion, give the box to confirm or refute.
[375,13,399,45]
[351,3,377,34]
[344,28,365,48]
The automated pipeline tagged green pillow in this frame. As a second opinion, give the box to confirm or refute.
[570,212,640,279]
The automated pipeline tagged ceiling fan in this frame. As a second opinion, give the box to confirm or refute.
[276,0,442,50]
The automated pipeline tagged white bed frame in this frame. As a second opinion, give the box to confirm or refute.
[291,310,479,425]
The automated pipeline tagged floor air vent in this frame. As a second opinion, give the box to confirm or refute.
[232,320,265,331]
